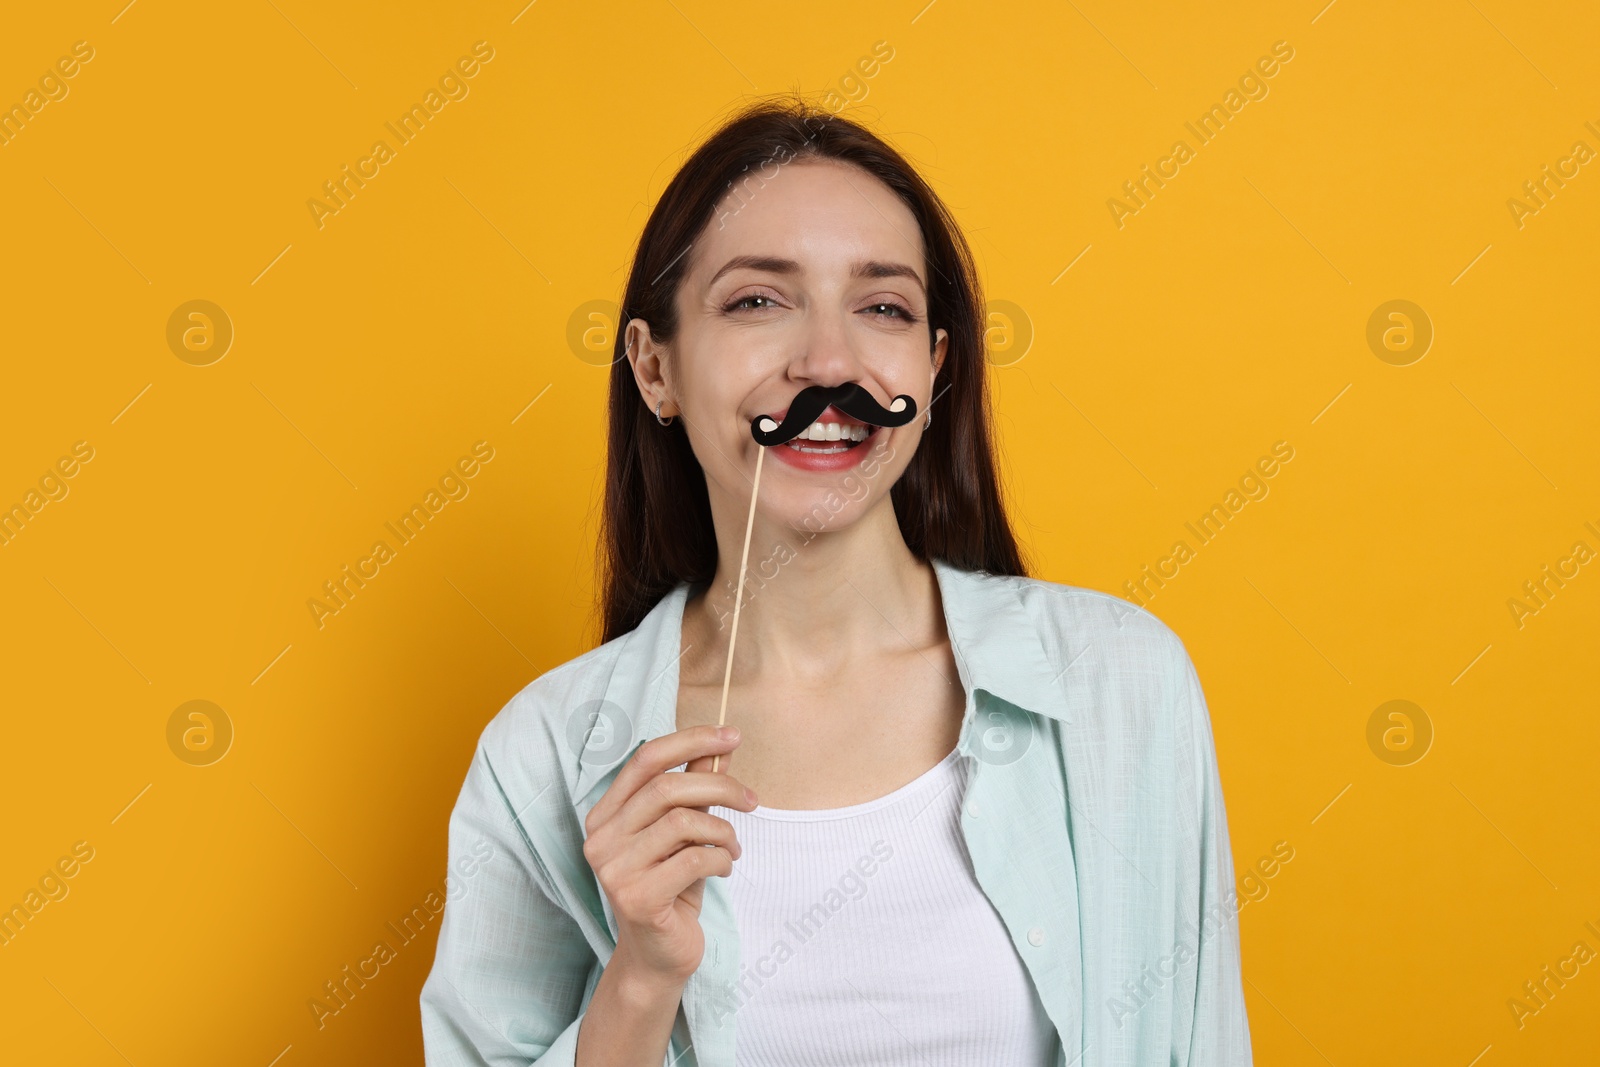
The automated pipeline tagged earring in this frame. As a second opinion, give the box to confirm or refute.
[924,408,933,429]
[656,398,675,426]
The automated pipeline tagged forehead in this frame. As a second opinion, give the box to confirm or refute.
[688,159,926,286]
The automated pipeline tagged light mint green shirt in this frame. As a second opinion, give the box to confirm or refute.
[420,558,1253,1065]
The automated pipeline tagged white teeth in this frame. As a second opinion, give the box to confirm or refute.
[788,421,873,453]
[802,420,868,441]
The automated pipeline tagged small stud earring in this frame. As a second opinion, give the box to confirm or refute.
[656,399,675,426]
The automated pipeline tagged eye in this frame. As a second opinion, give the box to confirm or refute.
[862,301,918,323]
[723,293,780,313]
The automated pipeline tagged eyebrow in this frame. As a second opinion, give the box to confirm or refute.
[706,254,925,293]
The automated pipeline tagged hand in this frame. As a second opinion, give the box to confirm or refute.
[582,724,758,984]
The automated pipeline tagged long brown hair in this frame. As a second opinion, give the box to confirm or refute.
[598,95,1029,643]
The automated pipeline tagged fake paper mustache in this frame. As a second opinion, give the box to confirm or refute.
[750,383,919,446]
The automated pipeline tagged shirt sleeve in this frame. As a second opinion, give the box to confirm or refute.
[1170,640,1254,1066]
[420,742,598,1066]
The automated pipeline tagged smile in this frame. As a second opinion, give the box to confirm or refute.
[765,408,884,472]
[785,420,873,453]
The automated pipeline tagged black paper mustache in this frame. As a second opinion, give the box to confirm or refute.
[750,383,919,446]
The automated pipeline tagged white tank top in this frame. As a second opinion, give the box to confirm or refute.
[704,748,1060,1065]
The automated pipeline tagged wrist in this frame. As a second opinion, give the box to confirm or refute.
[607,945,689,1008]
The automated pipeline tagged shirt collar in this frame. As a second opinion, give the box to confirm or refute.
[568,557,1068,807]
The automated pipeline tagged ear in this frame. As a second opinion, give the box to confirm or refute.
[930,327,949,387]
[625,318,674,418]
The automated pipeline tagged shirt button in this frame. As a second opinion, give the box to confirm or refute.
[967,801,980,818]
[1028,927,1046,947]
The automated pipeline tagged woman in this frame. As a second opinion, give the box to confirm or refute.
[420,97,1252,1066]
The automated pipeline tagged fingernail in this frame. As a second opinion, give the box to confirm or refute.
[744,787,757,804]
[720,725,739,741]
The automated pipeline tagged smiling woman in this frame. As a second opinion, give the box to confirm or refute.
[420,95,1253,1067]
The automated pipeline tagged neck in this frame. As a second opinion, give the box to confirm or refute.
[685,493,939,684]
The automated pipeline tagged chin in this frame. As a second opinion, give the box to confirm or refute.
[761,486,877,539]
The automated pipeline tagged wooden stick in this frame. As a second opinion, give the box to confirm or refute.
[712,444,765,774]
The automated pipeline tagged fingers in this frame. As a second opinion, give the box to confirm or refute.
[585,725,740,836]
[597,807,742,895]
[647,842,737,896]
[586,805,746,904]
[684,739,732,776]
[611,769,756,843]
[624,806,743,869]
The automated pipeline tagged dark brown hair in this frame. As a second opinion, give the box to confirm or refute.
[597,95,1029,643]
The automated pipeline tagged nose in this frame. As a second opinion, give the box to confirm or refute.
[786,304,868,389]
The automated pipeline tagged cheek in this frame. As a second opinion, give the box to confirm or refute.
[858,433,897,479]
[680,425,744,496]
[675,396,758,502]
[675,341,779,456]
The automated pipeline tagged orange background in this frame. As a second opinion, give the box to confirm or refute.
[2,1,1597,1064]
